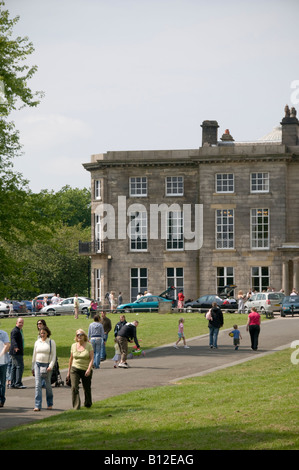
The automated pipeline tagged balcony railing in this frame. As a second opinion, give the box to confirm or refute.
[79,240,104,255]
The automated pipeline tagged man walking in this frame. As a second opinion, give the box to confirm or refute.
[100,310,112,361]
[116,320,140,368]
[208,302,224,349]
[10,318,26,389]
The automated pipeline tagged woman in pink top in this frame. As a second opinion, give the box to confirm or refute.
[246,307,261,351]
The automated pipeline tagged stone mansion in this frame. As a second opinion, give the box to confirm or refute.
[80,105,299,304]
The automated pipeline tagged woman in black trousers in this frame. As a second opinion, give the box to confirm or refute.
[246,307,261,350]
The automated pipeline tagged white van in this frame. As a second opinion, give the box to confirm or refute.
[244,292,285,316]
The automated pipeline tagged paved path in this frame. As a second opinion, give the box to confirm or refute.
[1,316,298,431]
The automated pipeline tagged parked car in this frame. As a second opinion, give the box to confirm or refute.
[36,293,56,304]
[20,300,33,312]
[117,295,173,312]
[7,300,22,313]
[184,294,237,312]
[40,296,91,316]
[33,299,45,312]
[280,295,299,317]
[0,301,10,317]
[244,292,285,315]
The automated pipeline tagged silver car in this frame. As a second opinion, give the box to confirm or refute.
[0,301,10,317]
[40,296,91,316]
[244,292,285,316]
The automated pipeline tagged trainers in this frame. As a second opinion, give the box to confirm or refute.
[184,345,190,349]
[118,363,128,368]
[173,345,179,349]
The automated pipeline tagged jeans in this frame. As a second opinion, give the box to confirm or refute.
[209,326,220,348]
[90,337,103,368]
[6,355,12,382]
[34,362,53,409]
[100,333,108,360]
[0,364,8,405]
[11,355,24,387]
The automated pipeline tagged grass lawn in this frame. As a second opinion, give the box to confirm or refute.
[1,311,252,376]
[1,312,298,450]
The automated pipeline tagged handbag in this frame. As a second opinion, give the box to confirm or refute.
[205,309,212,320]
[66,375,71,387]
[40,365,48,378]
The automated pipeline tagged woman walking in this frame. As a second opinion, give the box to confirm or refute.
[67,329,94,409]
[246,307,261,351]
[32,326,56,411]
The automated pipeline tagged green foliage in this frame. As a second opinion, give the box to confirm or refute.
[38,185,91,228]
[2,203,91,299]
[0,1,43,117]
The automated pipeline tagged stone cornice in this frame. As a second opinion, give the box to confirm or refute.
[83,152,297,171]
[82,159,199,171]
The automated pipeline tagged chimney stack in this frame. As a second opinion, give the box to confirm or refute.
[220,129,234,142]
[201,120,219,146]
[281,105,299,146]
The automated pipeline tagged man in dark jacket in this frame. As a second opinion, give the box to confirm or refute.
[114,314,127,337]
[208,302,224,349]
[100,310,112,361]
[116,320,140,368]
[9,317,26,389]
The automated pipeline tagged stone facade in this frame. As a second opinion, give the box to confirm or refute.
[81,106,299,304]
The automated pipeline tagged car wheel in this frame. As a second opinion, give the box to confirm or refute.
[47,309,56,316]
[186,307,193,313]
[82,307,88,315]
[124,308,132,313]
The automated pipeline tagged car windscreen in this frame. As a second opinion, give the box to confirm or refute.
[268,293,284,300]
[283,296,299,303]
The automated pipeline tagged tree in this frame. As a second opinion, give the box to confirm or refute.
[0,2,48,296]
[39,186,91,228]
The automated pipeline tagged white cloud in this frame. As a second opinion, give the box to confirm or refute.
[18,113,93,149]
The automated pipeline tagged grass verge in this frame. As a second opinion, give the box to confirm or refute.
[0,347,298,450]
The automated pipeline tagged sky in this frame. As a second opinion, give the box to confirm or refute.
[6,0,299,193]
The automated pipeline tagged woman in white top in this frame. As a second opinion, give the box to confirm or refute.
[32,326,56,411]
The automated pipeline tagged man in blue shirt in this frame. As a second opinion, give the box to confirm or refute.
[0,327,10,407]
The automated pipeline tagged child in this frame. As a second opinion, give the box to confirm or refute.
[174,318,189,349]
[229,324,242,350]
[112,339,121,368]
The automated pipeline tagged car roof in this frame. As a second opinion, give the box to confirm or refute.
[37,293,55,297]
